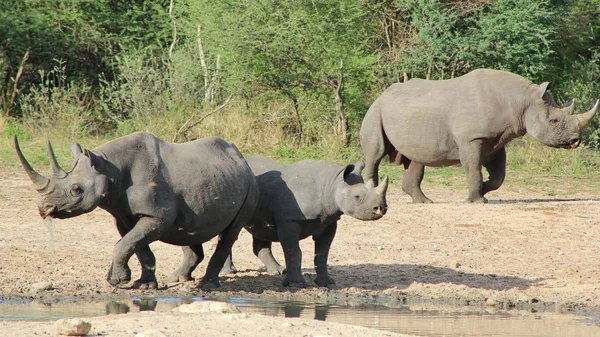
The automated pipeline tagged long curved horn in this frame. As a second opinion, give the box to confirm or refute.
[578,99,599,129]
[14,136,50,191]
[47,141,67,178]
[376,176,389,195]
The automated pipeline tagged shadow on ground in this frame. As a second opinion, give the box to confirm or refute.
[216,263,542,293]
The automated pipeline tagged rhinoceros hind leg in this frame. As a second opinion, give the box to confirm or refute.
[402,161,433,203]
[253,237,286,275]
[220,253,238,275]
[168,245,204,283]
[199,199,254,289]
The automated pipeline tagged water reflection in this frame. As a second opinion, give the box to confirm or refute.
[0,297,599,337]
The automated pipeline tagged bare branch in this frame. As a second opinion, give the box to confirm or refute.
[172,95,233,142]
[7,48,30,116]
[168,0,177,61]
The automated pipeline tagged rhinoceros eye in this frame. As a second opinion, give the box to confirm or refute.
[70,184,83,197]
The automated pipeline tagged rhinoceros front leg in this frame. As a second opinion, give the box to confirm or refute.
[168,245,204,283]
[114,218,158,289]
[253,236,286,275]
[459,140,486,203]
[278,221,306,287]
[482,147,506,196]
[108,217,164,287]
[402,160,433,203]
[313,222,337,287]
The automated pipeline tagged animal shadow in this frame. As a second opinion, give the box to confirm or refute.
[218,263,541,293]
[489,197,599,204]
[330,263,542,291]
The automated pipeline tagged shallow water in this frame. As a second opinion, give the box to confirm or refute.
[0,297,599,337]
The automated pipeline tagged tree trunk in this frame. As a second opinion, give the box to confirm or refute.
[333,59,348,146]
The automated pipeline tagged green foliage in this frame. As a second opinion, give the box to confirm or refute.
[460,0,555,79]
[1,0,600,166]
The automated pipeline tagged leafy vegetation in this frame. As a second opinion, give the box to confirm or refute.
[1,0,599,178]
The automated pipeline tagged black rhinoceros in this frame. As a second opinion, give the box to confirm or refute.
[220,155,388,287]
[360,69,598,203]
[15,132,258,289]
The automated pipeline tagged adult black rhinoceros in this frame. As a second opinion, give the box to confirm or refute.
[360,69,598,203]
[15,132,258,289]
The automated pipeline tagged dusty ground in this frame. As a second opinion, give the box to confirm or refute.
[2,169,600,336]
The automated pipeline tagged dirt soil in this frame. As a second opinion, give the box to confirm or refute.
[1,170,600,336]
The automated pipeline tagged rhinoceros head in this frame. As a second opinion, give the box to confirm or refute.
[525,82,598,149]
[336,162,388,221]
[14,136,110,219]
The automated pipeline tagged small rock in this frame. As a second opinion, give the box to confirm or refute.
[281,322,293,327]
[377,246,383,250]
[175,300,240,314]
[485,296,500,307]
[450,261,461,268]
[55,318,91,336]
[30,282,53,293]
[135,329,167,337]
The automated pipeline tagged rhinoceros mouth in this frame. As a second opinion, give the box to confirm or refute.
[40,206,56,219]
[559,138,580,149]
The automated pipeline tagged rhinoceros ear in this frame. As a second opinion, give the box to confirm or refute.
[70,142,83,158]
[84,149,105,171]
[69,142,84,170]
[537,82,550,99]
[343,163,364,185]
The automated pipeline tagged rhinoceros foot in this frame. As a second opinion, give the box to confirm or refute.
[107,264,132,286]
[133,278,158,290]
[257,264,286,275]
[167,272,194,283]
[282,274,306,288]
[199,277,221,290]
[412,197,433,204]
[314,275,335,287]
[465,196,488,204]
[220,264,238,275]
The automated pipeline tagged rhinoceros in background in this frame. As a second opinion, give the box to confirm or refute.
[220,155,388,287]
[15,132,258,289]
[360,69,599,203]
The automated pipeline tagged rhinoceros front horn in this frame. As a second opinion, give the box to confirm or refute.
[376,176,389,195]
[47,141,67,178]
[578,99,599,129]
[14,136,50,191]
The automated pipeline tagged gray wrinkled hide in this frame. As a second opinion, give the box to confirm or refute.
[15,132,258,289]
[222,155,388,287]
[360,69,598,203]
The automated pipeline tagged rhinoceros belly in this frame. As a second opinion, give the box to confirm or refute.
[382,109,461,166]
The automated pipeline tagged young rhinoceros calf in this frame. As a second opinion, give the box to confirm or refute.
[222,155,389,287]
[15,132,258,289]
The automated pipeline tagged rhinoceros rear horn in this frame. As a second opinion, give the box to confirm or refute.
[561,98,575,114]
[578,99,599,129]
[47,141,67,178]
[376,176,389,195]
[14,136,50,191]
